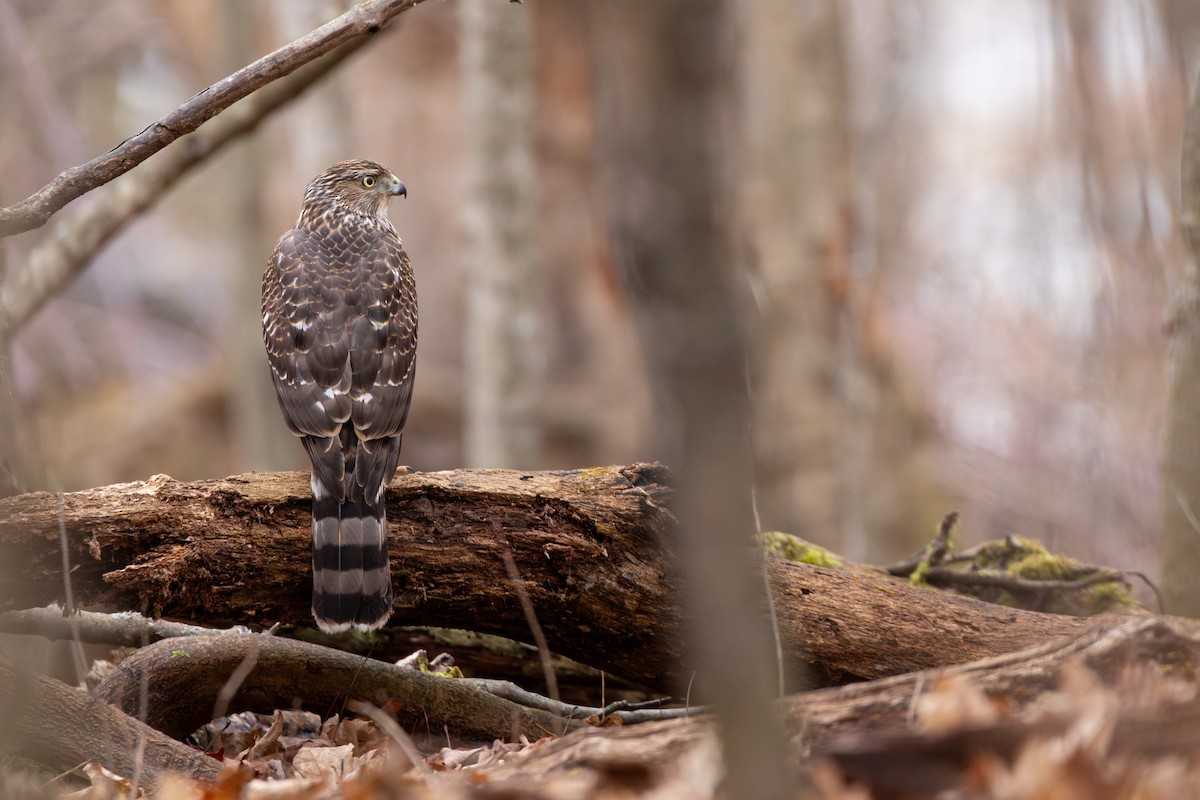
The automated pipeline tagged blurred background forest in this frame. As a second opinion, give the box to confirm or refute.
[2,0,1199,584]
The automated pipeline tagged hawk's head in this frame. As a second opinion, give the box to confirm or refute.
[303,159,407,219]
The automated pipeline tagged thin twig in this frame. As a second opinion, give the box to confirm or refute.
[906,671,926,729]
[465,676,694,723]
[128,654,150,798]
[1125,570,1165,614]
[347,699,427,772]
[40,762,91,793]
[1174,487,1200,538]
[127,731,147,799]
[500,547,559,703]
[753,479,786,699]
[212,640,260,722]
[0,0,427,237]
[336,647,376,720]
[55,491,88,688]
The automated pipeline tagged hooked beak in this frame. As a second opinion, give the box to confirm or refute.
[388,176,407,198]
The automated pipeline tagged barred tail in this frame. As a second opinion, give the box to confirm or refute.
[310,477,393,632]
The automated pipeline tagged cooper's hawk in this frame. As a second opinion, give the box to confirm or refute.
[261,160,415,632]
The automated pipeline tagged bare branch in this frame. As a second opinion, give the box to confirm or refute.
[923,566,1127,595]
[0,0,425,238]
[0,38,358,335]
[882,510,959,576]
[94,633,580,742]
[466,677,698,724]
[500,548,559,703]
[0,604,252,647]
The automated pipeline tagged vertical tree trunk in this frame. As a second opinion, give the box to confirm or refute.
[0,243,25,497]
[271,0,355,171]
[0,247,19,497]
[588,0,794,795]
[1162,71,1200,618]
[736,1,863,556]
[461,0,542,469]
[220,0,293,473]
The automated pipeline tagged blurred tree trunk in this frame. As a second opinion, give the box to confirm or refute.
[1155,0,1200,80]
[737,0,845,552]
[461,0,542,469]
[220,0,293,473]
[736,0,886,561]
[0,246,19,497]
[271,0,355,168]
[1162,72,1200,618]
[588,0,794,795]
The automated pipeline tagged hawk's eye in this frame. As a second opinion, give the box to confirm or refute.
[361,175,377,189]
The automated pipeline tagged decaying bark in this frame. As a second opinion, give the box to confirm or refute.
[0,654,223,790]
[3,468,1196,792]
[0,464,1089,694]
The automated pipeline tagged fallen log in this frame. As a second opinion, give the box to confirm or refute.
[0,653,223,789]
[337,616,1200,799]
[0,464,1088,691]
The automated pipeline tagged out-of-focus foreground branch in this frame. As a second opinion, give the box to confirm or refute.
[588,0,793,794]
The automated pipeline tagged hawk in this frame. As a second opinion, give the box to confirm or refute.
[261,160,416,633]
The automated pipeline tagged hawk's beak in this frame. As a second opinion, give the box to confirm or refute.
[388,176,407,198]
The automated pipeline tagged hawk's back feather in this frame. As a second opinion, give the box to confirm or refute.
[262,160,415,632]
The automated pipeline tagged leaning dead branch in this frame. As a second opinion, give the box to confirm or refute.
[882,510,959,576]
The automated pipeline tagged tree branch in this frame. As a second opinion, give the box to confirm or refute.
[0,0,426,239]
[0,604,252,647]
[94,633,582,742]
[0,24,415,336]
[0,45,346,336]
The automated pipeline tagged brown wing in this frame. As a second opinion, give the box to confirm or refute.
[262,223,417,497]
[346,232,418,441]
[263,228,349,439]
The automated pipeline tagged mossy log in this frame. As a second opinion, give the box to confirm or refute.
[0,464,1089,692]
